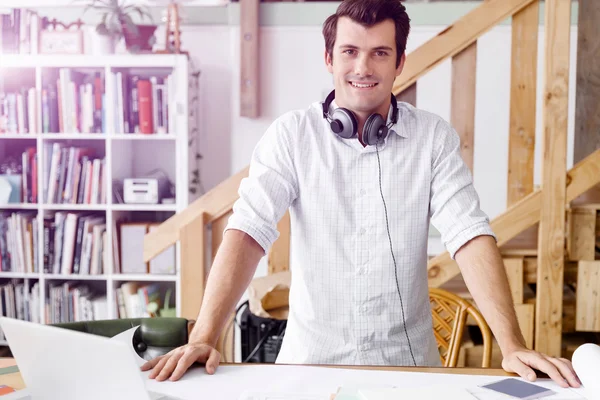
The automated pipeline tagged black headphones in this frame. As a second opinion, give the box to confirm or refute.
[322,90,399,146]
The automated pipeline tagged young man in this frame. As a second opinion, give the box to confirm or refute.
[142,0,581,388]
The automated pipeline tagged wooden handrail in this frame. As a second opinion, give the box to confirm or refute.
[427,147,600,288]
[392,0,537,95]
[143,167,248,262]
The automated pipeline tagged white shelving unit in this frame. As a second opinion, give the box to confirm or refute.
[0,54,193,331]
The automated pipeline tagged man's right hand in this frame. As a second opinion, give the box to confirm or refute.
[141,342,221,382]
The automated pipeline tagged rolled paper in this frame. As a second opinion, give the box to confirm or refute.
[572,343,600,399]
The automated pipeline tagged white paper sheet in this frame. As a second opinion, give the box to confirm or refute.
[358,386,475,400]
[110,325,147,368]
[140,364,588,400]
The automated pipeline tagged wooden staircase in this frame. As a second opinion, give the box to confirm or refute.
[144,0,600,362]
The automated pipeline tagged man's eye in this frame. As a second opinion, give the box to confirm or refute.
[343,49,355,55]
[375,51,388,57]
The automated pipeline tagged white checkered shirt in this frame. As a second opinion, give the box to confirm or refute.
[224,99,496,366]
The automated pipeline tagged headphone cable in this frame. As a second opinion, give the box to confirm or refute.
[375,143,417,367]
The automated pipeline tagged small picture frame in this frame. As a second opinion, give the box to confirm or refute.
[39,19,84,55]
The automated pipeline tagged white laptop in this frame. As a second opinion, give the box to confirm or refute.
[0,317,183,400]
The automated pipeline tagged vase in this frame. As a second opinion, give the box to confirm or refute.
[91,33,117,55]
[122,24,158,54]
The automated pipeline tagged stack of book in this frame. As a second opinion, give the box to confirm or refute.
[43,143,106,205]
[0,212,38,273]
[0,9,41,55]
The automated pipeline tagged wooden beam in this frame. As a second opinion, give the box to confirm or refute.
[428,147,600,288]
[392,0,537,95]
[503,257,524,304]
[507,1,539,206]
[143,167,249,262]
[240,0,260,118]
[451,42,477,172]
[268,210,291,274]
[535,0,571,357]
[180,213,207,321]
[397,82,417,107]
[514,303,535,349]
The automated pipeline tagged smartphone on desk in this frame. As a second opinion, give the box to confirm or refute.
[479,378,555,399]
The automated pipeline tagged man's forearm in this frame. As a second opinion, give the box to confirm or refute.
[189,229,265,346]
[454,235,526,355]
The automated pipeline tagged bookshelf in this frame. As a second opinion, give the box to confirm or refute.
[0,54,193,343]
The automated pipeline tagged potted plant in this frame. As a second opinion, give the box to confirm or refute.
[77,0,157,54]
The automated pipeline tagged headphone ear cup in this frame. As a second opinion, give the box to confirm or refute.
[363,114,387,146]
[330,108,358,139]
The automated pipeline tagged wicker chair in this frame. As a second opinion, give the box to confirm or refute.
[429,287,492,367]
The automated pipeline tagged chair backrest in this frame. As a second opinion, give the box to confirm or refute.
[53,317,190,361]
[429,287,492,368]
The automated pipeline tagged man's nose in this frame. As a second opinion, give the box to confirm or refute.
[353,54,373,77]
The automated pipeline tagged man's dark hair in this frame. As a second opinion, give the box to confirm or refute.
[322,0,411,68]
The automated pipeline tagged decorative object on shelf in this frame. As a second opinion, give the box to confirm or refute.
[77,0,157,54]
[0,156,23,204]
[39,19,85,55]
[159,289,176,318]
[123,169,173,205]
[0,177,16,204]
[149,0,193,55]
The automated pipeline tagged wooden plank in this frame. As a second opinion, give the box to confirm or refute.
[392,0,537,95]
[240,0,260,118]
[576,261,600,331]
[566,208,596,261]
[396,82,417,107]
[451,42,477,172]
[523,258,578,285]
[573,0,600,164]
[268,210,291,274]
[535,0,572,357]
[180,213,207,321]
[428,147,600,288]
[503,257,524,304]
[507,1,539,206]
[514,303,535,349]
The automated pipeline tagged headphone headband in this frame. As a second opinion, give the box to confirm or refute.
[322,90,399,126]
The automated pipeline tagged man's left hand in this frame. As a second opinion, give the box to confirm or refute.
[501,346,581,388]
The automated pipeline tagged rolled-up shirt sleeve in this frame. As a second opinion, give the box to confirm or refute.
[224,115,299,253]
[429,120,497,259]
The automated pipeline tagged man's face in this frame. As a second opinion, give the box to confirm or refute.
[325,17,404,115]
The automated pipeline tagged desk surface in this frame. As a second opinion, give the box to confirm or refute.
[0,357,510,395]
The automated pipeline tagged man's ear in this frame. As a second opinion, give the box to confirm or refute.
[396,52,406,76]
[325,50,333,73]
